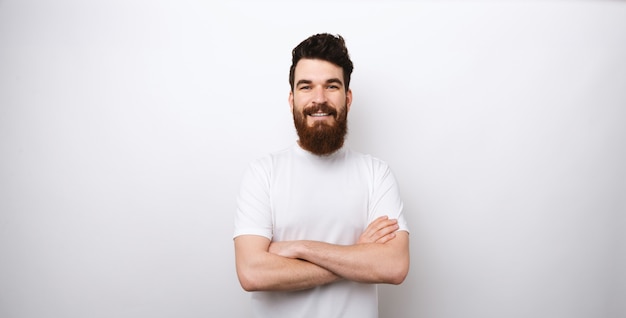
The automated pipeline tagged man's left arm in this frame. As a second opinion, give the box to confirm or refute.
[269,158,410,285]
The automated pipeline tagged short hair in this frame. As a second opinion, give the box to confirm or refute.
[289,33,354,92]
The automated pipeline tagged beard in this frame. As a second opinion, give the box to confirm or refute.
[293,102,348,156]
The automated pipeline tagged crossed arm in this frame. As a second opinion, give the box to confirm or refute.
[234,216,410,292]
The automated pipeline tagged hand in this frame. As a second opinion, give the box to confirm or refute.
[357,216,399,244]
[269,215,399,258]
[268,240,301,259]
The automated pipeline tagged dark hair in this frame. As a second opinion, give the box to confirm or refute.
[289,33,354,92]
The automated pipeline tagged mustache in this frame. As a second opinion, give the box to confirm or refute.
[304,103,337,116]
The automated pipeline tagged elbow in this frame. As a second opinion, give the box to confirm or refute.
[387,268,408,285]
[238,277,256,292]
[240,282,259,292]
[238,275,261,292]
[236,267,263,292]
[385,234,410,285]
[384,259,409,285]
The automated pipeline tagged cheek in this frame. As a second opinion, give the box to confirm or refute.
[293,97,310,112]
[295,96,310,108]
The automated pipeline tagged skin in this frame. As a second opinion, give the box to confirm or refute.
[235,217,408,291]
[234,58,410,292]
[289,58,352,130]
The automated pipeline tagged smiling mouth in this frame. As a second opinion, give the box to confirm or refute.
[304,103,337,119]
[309,112,331,117]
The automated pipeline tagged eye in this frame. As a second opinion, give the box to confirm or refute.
[299,85,311,90]
[327,84,340,90]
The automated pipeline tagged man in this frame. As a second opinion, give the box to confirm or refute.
[233,33,410,318]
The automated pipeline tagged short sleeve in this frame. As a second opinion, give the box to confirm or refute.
[368,159,409,233]
[233,158,274,240]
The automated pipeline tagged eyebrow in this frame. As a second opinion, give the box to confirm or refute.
[296,78,344,87]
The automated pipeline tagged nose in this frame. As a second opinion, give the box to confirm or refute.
[312,86,327,104]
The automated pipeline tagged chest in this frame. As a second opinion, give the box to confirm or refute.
[269,160,371,243]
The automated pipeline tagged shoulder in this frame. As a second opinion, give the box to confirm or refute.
[345,148,391,171]
[246,145,296,172]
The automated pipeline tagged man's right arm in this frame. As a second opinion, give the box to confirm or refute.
[234,235,340,291]
[235,160,340,291]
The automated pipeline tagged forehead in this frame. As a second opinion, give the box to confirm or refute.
[294,59,344,83]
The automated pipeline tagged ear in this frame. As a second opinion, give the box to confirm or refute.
[346,89,353,112]
[288,90,294,113]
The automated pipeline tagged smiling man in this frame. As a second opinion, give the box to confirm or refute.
[233,33,410,318]
[291,58,350,156]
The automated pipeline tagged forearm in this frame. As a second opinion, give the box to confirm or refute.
[234,236,340,292]
[239,252,339,291]
[290,232,410,284]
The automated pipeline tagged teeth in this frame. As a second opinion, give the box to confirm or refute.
[310,113,329,117]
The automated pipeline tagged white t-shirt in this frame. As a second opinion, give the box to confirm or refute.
[234,144,409,318]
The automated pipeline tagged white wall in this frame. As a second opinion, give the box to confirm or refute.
[1,1,624,317]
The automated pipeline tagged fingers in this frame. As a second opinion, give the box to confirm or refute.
[357,215,400,244]
[368,216,398,236]
[375,232,396,244]
[372,218,399,243]
[268,241,299,258]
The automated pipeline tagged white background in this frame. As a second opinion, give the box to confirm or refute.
[1,1,625,317]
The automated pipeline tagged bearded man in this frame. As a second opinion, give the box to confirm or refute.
[233,33,410,318]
